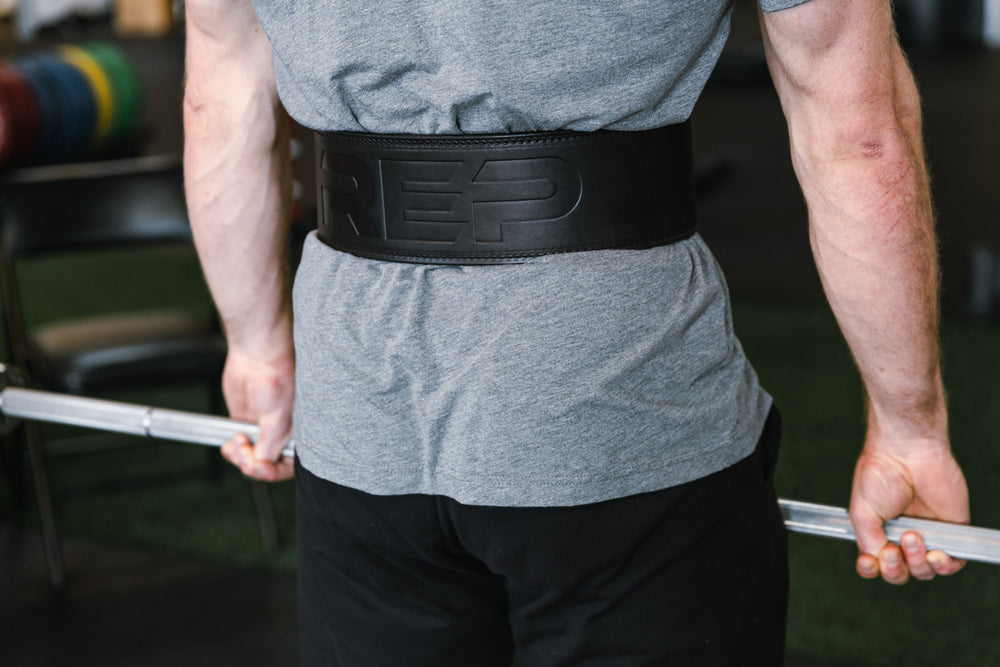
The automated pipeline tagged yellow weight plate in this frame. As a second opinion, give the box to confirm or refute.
[58,45,114,147]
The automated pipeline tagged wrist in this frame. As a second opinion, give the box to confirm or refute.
[864,367,947,435]
[223,310,294,366]
[864,398,950,459]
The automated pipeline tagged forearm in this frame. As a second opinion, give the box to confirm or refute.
[763,7,946,447]
[797,74,945,446]
[183,4,293,362]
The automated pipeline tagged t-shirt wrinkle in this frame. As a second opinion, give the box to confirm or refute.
[247,0,815,506]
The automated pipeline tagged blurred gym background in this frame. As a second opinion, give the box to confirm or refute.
[0,1,998,665]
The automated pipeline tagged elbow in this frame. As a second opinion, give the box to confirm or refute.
[814,112,917,164]
[183,81,283,157]
[839,116,919,165]
[848,134,920,195]
[850,135,891,162]
[793,74,925,175]
[182,79,208,117]
[182,79,219,132]
[795,112,926,194]
[849,111,930,201]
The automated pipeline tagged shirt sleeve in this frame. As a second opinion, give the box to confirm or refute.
[758,0,814,11]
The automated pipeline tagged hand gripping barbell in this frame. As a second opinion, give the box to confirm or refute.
[1,364,998,565]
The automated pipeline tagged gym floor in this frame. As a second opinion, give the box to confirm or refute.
[2,5,999,666]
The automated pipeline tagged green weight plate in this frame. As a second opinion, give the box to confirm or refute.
[79,42,132,142]
[81,42,141,142]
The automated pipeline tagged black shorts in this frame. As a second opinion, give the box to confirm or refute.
[296,408,788,666]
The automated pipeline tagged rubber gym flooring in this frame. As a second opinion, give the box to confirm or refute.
[3,8,1000,667]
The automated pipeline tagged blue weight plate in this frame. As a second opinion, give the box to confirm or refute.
[34,53,96,160]
[11,57,62,163]
[61,56,98,156]
[15,57,74,161]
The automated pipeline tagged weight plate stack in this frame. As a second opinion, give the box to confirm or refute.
[2,43,143,168]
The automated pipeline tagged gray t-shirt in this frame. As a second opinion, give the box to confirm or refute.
[254,0,809,134]
[253,0,809,506]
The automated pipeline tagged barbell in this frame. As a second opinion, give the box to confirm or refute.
[1,364,998,565]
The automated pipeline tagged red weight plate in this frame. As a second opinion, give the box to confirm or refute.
[0,70,16,167]
[10,58,61,163]
[0,65,42,165]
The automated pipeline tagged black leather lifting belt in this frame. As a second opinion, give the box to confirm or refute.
[314,121,697,265]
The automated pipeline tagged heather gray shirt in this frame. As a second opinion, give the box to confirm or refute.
[254,0,809,134]
[252,0,811,506]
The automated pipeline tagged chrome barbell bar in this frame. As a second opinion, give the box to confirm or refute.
[2,376,998,565]
[0,384,294,459]
[780,499,1000,565]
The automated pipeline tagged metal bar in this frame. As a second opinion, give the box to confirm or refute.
[780,499,1000,565]
[1,387,150,436]
[0,386,294,458]
[147,407,261,448]
[2,385,999,564]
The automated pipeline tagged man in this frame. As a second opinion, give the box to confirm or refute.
[183,0,969,664]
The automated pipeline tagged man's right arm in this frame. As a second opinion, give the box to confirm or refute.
[183,0,294,480]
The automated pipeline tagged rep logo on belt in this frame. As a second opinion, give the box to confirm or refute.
[321,151,583,245]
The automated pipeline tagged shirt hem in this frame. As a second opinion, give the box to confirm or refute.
[296,408,770,508]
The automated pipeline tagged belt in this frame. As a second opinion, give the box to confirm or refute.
[314,121,697,265]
